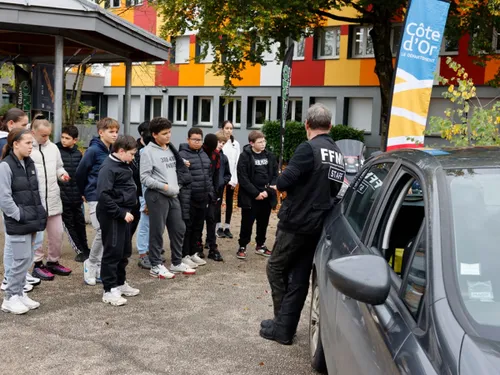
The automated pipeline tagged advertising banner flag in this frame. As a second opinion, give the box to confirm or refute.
[279,43,294,171]
[15,65,32,121]
[386,0,450,151]
[32,64,55,112]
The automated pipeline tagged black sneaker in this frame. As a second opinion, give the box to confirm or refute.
[223,228,233,239]
[261,319,274,329]
[204,243,209,250]
[216,228,227,238]
[197,251,205,259]
[74,252,88,263]
[208,249,224,262]
[255,245,272,257]
[236,247,247,259]
[259,325,294,345]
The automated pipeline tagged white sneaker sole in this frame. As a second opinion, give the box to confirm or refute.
[102,297,127,306]
[170,269,196,275]
[120,290,140,297]
[1,307,29,315]
[182,262,198,269]
[149,272,175,280]
[84,279,96,286]
[23,302,40,310]
[192,261,207,266]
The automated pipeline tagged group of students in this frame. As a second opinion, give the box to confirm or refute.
[0,106,279,313]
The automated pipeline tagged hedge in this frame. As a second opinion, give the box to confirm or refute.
[262,121,365,162]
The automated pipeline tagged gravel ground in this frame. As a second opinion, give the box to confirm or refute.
[0,210,316,375]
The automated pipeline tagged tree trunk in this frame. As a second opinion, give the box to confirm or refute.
[370,20,395,151]
[68,64,87,126]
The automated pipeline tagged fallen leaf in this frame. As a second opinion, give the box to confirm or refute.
[259,362,265,366]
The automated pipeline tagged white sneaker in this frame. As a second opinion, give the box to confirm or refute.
[102,288,127,306]
[170,263,196,275]
[117,282,140,296]
[182,256,198,269]
[1,295,29,314]
[19,293,40,310]
[1,281,33,293]
[26,273,41,286]
[149,264,175,279]
[83,259,96,286]
[190,253,207,266]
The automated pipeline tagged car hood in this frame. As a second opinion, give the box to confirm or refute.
[460,334,500,374]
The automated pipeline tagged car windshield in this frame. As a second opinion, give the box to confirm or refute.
[447,168,500,330]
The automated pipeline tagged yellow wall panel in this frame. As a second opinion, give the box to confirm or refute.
[325,7,361,26]
[234,62,261,86]
[112,3,134,23]
[132,64,156,86]
[111,64,125,86]
[204,65,225,86]
[156,12,164,36]
[324,59,361,86]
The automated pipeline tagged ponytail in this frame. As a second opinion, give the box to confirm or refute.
[0,108,26,132]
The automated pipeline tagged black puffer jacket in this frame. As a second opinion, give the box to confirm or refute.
[57,142,83,205]
[237,145,278,210]
[178,143,213,203]
[170,143,192,220]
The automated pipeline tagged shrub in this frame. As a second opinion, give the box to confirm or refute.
[0,103,15,117]
[262,121,365,162]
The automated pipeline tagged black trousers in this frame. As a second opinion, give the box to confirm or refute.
[129,200,141,238]
[97,211,132,293]
[225,186,235,225]
[238,199,272,248]
[205,202,217,250]
[215,188,224,225]
[62,202,90,255]
[183,200,207,257]
[267,229,320,336]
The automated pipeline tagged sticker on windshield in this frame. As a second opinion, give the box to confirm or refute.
[460,263,481,276]
[467,281,494,302]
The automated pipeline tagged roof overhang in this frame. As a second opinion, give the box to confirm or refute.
[0,0,171,64]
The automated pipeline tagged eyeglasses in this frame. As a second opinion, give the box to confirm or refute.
[189,138,203,142]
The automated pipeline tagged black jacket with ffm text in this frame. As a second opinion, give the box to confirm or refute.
[96,154,137,219]
[277,134,345,235]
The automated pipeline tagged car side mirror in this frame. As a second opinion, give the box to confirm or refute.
[327,255,390,305]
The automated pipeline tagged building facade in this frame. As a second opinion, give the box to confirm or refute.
[96,1,500,151]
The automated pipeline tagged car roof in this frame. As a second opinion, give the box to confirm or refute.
[380,147,500,170]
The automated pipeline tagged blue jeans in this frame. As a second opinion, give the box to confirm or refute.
[136,196,149,256]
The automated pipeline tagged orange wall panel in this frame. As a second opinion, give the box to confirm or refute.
[485,59,500,84]
[111,64,126,86]
[233,62,261,86]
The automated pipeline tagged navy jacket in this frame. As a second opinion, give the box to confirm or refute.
[57,142,83,205]
[178,143,214,203]
[75,137,110,202]
[218,151,231,193]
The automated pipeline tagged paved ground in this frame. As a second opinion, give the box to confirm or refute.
[0,210,316,375]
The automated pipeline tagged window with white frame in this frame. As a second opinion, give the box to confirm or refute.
[198,97,213,125]
[253,98,271,126]
[493,29,500,53]
[174,36,190,64]
[151,97,163,119]
[224,98,242,127]
[317,28,341,59]
[440,37,459,55]
[353,26,374,57]
[293,37,305,60]
[287,98,303,122]
[174,96,188,124]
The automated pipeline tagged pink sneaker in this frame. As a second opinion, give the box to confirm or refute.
[46,262,72,276]
[32,265,55,281]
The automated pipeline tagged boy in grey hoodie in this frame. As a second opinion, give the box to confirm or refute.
[140,117,194,279]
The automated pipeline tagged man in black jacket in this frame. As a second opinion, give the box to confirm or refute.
[57,126,90,262]
[236,130,278,260]
[178,127,216,265]
[260,103,345,345]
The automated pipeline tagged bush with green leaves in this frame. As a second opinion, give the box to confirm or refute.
[262,121,365,162]
[0,103,15,117]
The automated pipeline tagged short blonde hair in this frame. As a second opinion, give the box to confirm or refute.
[215,131,228,143]
[97,117,120,132]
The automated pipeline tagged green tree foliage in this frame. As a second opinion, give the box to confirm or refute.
[262,120,364,161]
[156,0,406,150]
[446,0,500,86]
[427,57,500,146]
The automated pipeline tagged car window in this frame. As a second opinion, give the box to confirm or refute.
[401,230,427,319]
[345,163,393,236]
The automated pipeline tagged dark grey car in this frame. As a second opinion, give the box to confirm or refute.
[309,148,500,375]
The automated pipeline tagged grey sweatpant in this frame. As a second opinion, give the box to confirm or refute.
[145,190,185,267]
[5,233,36,299]
[87,201,103,267]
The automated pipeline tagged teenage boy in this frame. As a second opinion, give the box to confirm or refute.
[57,125,90,262]
[236,130,278,259]
[140,117,194,279]
[76,118,119,286]
[179,128,217,264]
[96,135,140,306]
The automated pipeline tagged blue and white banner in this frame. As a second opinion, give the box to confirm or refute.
[386,0,450,150]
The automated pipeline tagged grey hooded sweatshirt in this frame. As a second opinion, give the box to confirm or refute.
[140,141,180,197]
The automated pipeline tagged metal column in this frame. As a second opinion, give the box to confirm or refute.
[54,36,64,141]
[123,60,132,135]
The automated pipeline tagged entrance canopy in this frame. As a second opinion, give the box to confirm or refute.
[0,0,171,138]
[0,0,171,63]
